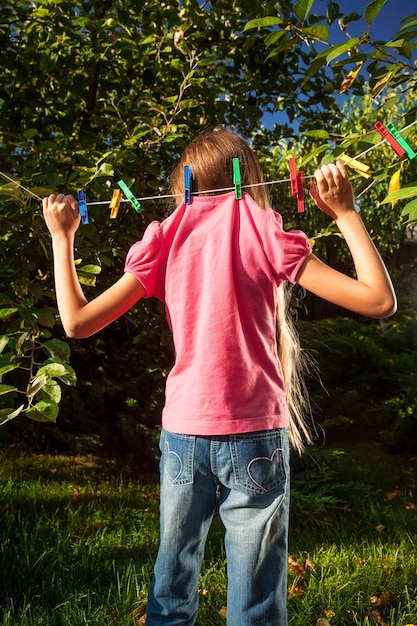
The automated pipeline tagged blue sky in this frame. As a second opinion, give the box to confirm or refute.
[333,0,416,40]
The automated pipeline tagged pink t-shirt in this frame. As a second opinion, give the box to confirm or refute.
[124,191,311,436]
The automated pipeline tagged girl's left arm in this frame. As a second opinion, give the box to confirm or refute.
[295,163,397,319]
[43,194,145,338]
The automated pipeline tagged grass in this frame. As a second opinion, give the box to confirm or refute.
[0,444,416,625]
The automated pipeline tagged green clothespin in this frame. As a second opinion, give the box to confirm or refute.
[117,180,142,212]
[233,158,242,200]
[386,123,416,160]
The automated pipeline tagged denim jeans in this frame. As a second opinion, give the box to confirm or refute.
[146,428,290,626]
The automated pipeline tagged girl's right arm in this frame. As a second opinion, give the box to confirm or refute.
[295,162,397,319]
[43,194,145,338]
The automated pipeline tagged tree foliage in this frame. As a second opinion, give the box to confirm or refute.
[0,0,416,442]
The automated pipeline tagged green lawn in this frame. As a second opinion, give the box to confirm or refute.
[0,444,416,625]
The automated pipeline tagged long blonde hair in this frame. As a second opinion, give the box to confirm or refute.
[170,129,313,454]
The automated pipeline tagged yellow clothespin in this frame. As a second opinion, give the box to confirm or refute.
[339,153,373,179]
[109,189,122,218]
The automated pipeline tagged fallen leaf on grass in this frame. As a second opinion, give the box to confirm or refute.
[367,608,387,625]
[219,606,227,619]
[375,524,386,534]
[131,601,147,624]
[288,584,305,598]
[370,591,390,606]
[385,486,404,501]
[406,501,416,510]
[316,619,332,626]
[288,555,306,578]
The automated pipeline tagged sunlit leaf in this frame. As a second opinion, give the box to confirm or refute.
[364,0,387,25]
[0,404,24,425]
[326,38,360,63]
[293,0,315,22]
[0,384,17,396]
[26,400,59,423]
[339,64,363,93]
[388,169,401,208]
[244,16,283,31]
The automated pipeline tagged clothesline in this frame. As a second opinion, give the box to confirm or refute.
[1,119,416,209]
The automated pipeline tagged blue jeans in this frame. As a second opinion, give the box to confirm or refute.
[146,428,290,626]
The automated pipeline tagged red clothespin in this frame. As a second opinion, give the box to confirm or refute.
[289,157,298,197]
[109,189,122,219]
[296,171,305,213]
[374,122,406,158]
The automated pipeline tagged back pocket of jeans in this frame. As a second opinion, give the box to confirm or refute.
[230,430,288,494]
[162,431,195,486]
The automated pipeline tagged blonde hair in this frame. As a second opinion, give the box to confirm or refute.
[170,129,313,454]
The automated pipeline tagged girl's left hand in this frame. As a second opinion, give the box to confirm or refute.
[43,194,80,238]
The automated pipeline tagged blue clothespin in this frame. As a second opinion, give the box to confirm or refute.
[233,158,242,200]
[184,165,192,204]
[117,180,142,212]
[77,190,89,225]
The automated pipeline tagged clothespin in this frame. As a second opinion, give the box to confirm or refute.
[338,153,373,179]
[374,122,406,158]
[296,171,305,213]
[109,189,122,219]
[289,157,298,197]
[117,180,142,212]
[233,158,242,200]
[184,165,192,204]
[386,123,416,160]
[77,190,89,225]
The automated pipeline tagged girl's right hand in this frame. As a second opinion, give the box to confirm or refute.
[43,194,80,238]
[309,161,355,221]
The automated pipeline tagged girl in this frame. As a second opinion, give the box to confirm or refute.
[43,129,396,626]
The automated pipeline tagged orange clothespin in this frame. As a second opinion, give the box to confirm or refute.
[109,189,122,218]
[338,153,373,179]
[296,171,305,213]
[374,121,406,158]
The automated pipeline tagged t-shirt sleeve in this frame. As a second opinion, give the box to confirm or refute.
[262,209,312,284]
[124,221,164,298]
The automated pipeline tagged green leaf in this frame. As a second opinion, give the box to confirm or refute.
[26,400,59,423]
[301,25,330,40]
[364,0,387,25]
[0,308,18,321]
[299,144,330,167]
[293,0,315,22]
[302,129,330,139]
[0,336,9,354]
[0,384,17,396]
[0,405,24,425]
[27,375,49,398]
[381,186,417,204]
[401,198,417,222]
[40,360,77,387]
[38,380,61,404]
[326,38,360,64]
[36,362,68,379]
[0,363,18,377]
[78,264,102,275]
[42,339,71,361]
[244,17,283,31]
[265,29,288,48]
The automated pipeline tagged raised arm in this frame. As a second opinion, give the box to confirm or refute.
[43,194,145,338]
[295,162,396,319]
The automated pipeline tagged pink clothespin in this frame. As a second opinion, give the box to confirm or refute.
[374,122,406,158]
[296,171,305,213]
